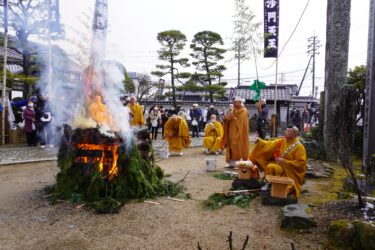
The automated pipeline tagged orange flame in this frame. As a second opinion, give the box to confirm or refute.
[76,143,119,180]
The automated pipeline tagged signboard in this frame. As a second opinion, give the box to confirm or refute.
[49,0,61,33]
[264,0,279,58]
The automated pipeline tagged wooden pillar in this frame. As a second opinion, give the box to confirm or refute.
[363,0,375,180]
[323,0,351,160]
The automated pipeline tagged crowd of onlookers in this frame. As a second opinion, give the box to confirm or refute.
[139,101,320,140]
[10,93,319,147]
[141,104,223,140]
[290,104,320,133]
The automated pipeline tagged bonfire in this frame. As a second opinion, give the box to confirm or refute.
[49,0,181,213]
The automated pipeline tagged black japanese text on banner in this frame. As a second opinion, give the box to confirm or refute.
[264,0,279,58]
[4,0,8,33]
[49,0,60,33]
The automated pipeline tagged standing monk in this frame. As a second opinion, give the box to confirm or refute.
[221,97,249,168]
[164,114,191,156]
[248,126,307,198]
[203,114,223,155]
[127,96,144,126]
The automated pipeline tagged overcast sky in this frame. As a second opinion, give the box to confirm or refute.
[57,0,370,96]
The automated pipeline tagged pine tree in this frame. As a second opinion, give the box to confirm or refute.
[190,31,226,103]
[151,30,190,107]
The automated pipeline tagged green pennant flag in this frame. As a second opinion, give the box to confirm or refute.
[249,79,266,101]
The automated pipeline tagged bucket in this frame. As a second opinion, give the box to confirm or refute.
[159,148,169,159]
[205,158,217,172]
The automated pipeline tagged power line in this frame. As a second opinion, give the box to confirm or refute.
[222,68,306,81]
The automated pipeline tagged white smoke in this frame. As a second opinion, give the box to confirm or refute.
[36,47,133,145]
[101,60,133,141]
[36,0,134,145]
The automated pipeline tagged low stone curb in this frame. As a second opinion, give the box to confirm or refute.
[0,157,58,166]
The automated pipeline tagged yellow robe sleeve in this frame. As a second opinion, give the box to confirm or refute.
[178,118,191,148]
[248,138,282,171]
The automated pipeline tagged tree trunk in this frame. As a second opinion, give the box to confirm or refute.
[18,30,32,96]
[171,60,176,108]
[323,0,351,161]
[204,49,213,103]
[363,0,375,182]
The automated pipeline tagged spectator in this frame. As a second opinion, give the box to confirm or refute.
[160,108,169,137]
[23,101,37,147]
[206,104,220,121]
[292,109,302,131]
[149,106,161,140]
[256,99,268,139]
[35,95,53,148]
[189,103,202,138]
[202,106,208,130]
[302,105,310,132]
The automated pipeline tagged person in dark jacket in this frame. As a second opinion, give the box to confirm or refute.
[23,101,37,146]
[35,95,53,148]
[189,103,202,138]
[291,109,302,131]
[206,105,220,121]
[256,99,268,139]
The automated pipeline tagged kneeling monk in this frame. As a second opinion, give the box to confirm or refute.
[164,114,191,156]
[203,115,223,154]
[249,126,307,197]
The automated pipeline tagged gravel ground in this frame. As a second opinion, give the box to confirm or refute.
[0,147,343,250]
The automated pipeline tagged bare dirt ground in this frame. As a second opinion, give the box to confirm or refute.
[1,147,333,250]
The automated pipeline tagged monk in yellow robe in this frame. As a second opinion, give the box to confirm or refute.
[164,114,191,156]
[127,96,144,126]
[249,126,307,197]
[203,114,224,154]
[221,96,249,167]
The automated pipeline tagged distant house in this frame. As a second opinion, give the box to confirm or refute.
[127,71,139,92]
[161,74,209,102]
[0,35,81,98]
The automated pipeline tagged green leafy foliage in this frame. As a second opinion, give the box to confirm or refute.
[124,69,135,94]
[213,173,236,180]
[347,65,366,125]
[152,30,191,107]
[52,142,183,213]
[202,193,257,210]
[190,31,227,102]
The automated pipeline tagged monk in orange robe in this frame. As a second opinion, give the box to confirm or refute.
[221,97,249,167]
[127,96,144,126]
[248,126,307,197]
[164,114,191,156]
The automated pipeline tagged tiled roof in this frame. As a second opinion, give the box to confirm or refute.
[0,47,23,61]
[291,95,317,103]
[230,84,298,101]
[6,64,23,74]
[128,72,138,79]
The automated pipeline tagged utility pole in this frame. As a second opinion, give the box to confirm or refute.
[308,34,321,97]
[237,41,241,87]
[2,0,8,145]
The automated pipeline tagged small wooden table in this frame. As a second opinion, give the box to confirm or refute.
[265,175,295,198]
